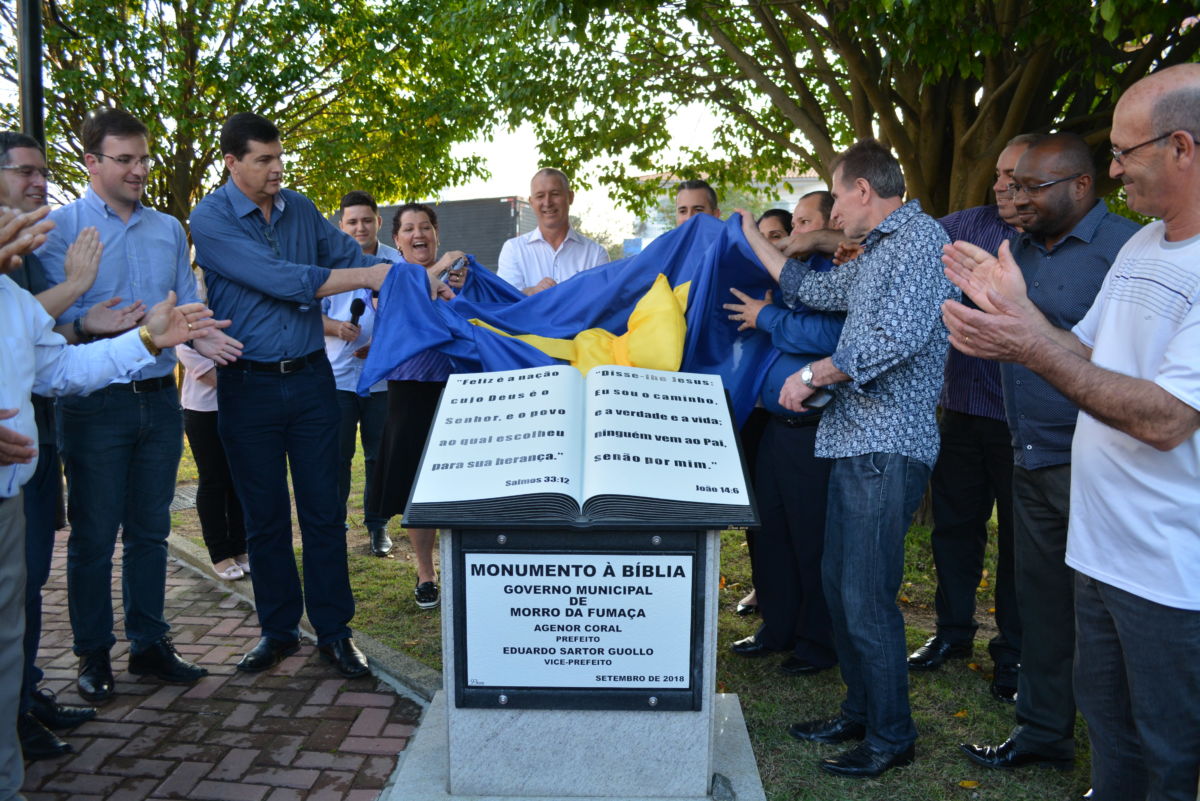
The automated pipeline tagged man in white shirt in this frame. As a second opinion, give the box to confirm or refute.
[0,204,222,801]
[941,63,1200,801]
[323,190,400,557]
[497,168,608,295]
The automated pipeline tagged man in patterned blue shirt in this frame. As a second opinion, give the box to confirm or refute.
[740,139,956,778]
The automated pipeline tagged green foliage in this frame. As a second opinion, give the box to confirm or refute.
[0,0,492,223]
[433,0,1199,217]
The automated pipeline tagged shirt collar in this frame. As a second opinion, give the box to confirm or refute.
[224,180,287,221]
[864,198,924,243]
[1018,199,1110,254]
[529,225,581,245]
[83,185,144,221]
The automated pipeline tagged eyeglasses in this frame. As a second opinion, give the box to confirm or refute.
[1110,131,1200,165]
[89,153,156,170]
[1006,173,1082,198]
[0,164,51,180]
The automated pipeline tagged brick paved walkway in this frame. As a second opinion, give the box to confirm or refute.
[21,531,423,801]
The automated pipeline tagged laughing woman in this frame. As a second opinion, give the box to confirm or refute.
[370,203,466,611]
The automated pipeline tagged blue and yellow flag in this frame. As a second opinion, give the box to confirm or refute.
[359,214,778,424]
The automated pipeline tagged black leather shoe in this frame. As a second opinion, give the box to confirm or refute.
[30,687,96,730]
[369,526,393,557]
[319,637,370,678]
[787,715,866,744]
[128,636,208,685]
[820,741,914,778]
[77,650,115,703]
[959,739,1073,770]
[730,635,784,657]
[18,713,73,761]
[907,635,972,671]
[779,656,834,676]
[990,663,1019,703]
[236,637,301,673]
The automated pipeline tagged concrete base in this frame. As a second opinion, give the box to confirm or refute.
[382,690,765,801]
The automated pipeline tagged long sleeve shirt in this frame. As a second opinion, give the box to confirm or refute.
[497,227,609,291]
[779,200,956,467]
[1,274,154,496]
[37,187,200,381]
[937,205,1016,421]
[189,183,382,362]
[1002,200,1140,469]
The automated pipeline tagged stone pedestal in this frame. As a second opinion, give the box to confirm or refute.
[385,529,764,801]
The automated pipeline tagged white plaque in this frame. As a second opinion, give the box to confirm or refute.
[464,552,694,689]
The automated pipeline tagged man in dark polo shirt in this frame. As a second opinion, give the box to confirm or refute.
[957,133,1140,770]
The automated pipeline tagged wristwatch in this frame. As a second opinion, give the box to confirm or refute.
[800,363,817,389]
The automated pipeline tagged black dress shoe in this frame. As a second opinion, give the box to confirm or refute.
[787,715,866,744]
[319,637,370,678]
[990,662,1019,703]
[959,739,1073,770]
[30,687,97,730]
[369,526,393,557]
[18,713,73,761]
[78,650,115,703]
[730,635,784,657]
[820,741,914,778]
[236,636,301,673]
[779,656,834,676]
[907,635,972,671]
[128,636,208,684]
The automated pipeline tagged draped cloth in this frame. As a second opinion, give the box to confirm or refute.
[359,214,780,425]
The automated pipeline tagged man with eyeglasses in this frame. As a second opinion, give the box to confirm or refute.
[945,63,1200,801]
[0,129,155,760]
[36,108,242,705]
[953,132,1139,772]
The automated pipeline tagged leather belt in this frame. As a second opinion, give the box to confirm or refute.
[223,350,324,375]
[107,375,176,394]
[773,412,822,428]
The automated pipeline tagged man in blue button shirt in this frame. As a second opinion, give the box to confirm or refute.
[190,114,394,679]
[957,133,1139,771]
[39,109,242,704]
[324,190,401,558]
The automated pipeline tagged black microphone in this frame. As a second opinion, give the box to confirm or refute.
[349,298,366,327]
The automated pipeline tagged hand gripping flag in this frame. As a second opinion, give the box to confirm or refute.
[359,213,780,424]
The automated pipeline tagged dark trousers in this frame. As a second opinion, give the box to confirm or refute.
[20,428,59,714]
[183,409,246,564]
[1010,463,1075,758]
[929,410,1020,664]
[824,452,930,753]
[60,386,182,655]
[334,390,389,530]
[1074,573,1200,801]
[0,494,26,800]
[216,356,354,645]
[750,417,835,665]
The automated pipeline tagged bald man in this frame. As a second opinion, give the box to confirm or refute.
[942,64,1200,800]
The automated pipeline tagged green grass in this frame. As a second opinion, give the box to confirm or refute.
[174,434,1092,800]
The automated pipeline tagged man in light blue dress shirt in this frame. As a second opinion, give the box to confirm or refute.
[39,109,242,704]
[324,190,399,557]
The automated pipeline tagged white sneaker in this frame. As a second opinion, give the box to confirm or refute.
[214,560,244,581]
[235,554,251,574]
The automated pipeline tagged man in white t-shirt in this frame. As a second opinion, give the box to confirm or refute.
[940,63,1200,801]
[497,168,608,295]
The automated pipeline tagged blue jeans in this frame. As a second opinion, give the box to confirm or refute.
[335,390,389,530]
[59,386,182,654]
[21,415,59,713]
[216,356,354,645]
[823,452,930,753]
[1075,573,1200,801]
